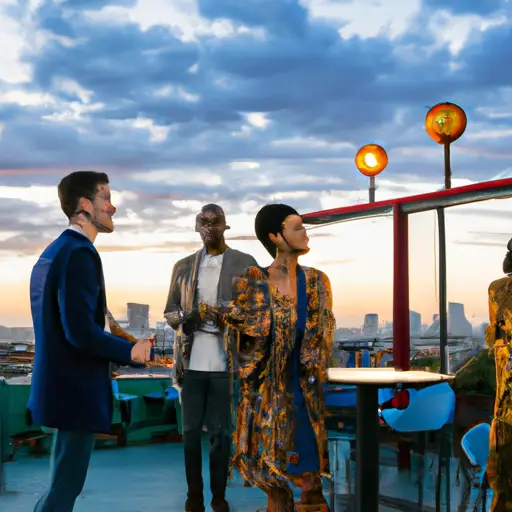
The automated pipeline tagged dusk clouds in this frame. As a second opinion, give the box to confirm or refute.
[0,0,511,255]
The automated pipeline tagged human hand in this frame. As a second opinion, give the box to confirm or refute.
[131,338,152,364]
[198,303,218,323]
[181,310,201,335]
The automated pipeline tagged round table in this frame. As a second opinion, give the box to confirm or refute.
[327,368,454,512]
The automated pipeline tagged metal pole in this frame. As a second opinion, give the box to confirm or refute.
[369,176,376,203]
[438,142,451,375]
[444,142,451,190]
[438,208,448,375]
[393,205,410,370]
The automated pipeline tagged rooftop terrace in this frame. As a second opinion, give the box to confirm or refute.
[1,431,491,511]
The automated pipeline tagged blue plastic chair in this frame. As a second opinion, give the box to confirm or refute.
[380,382,455,432]
[111,380,139,431]
[461,422,491,483]
[111,380,139,401]
[165,386,180,401]
[460,422,491,510]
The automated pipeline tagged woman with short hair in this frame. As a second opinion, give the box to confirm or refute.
[209,204,335,511]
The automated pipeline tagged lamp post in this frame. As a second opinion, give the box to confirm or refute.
[425,102,467,190]
[355,143,388,203]
[425,102,467,376]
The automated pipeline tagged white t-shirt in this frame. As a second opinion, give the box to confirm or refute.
[189,253,227,372]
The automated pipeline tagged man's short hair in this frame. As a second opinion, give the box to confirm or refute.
[58,171,109,219]
[201,204,225,216]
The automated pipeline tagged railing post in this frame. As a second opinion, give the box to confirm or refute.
[437,207,449,374]
[393,205,410,371]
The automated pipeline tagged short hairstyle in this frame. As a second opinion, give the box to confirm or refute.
[57,171,109,219]
[254,203,299,258]
[201,203,225,216]
[195,204,227,231]
[503,237,512,274]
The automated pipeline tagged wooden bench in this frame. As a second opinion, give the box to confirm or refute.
[9,431,52,460]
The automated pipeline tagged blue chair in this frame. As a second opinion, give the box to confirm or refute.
[111,379,139,402]
[165,386,180,401]
[380,382,455,432]
[110,380,139,444]
[461,422,491,483]
[460,422,491,510]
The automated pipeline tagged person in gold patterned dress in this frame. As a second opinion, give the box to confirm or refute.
[486,237,512,511]
[204,204,335,512]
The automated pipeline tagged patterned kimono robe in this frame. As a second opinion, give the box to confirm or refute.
[224,265,335,497]
[486,276,512,511]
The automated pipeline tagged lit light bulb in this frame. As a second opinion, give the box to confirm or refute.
[354,144,388,177]
[364,152,378,168]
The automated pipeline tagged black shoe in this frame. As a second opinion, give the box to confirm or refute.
[211,498,230,512]
[185,498,205,512]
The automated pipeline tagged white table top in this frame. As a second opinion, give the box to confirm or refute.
[116,373,171,380]
[328,367,454,385]
[5,375,32,385]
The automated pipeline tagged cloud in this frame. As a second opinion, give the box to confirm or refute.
[422,0,505,16]
[97,240,202,253]
[0,0,512,257]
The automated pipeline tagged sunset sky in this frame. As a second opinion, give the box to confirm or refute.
[1,0,512,328]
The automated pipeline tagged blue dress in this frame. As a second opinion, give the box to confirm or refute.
[287,265,320,475]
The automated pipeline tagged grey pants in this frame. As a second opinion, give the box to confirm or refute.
[34,430,95,512]
[181,370,231,508]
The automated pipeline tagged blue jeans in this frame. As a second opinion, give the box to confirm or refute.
[34,430,96,511]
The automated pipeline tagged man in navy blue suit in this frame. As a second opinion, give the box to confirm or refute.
[28,171,152,511]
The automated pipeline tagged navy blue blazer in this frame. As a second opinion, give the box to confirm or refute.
[28,229,134,433]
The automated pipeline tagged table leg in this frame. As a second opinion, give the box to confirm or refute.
[356,385,379,512]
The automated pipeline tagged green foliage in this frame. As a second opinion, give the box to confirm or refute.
[453,349,496,396]
[410,356,441,372]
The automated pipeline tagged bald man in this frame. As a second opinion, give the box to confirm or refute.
[164,204,257,512]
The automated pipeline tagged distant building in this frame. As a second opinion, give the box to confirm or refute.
[409,310,422,336]
[155,321,174,350]
[448,302,472,337]
[424,303,472,338]
[362,313,379,337]
[335,327,356,340]
[0,326,34,343]
[475,322,489,339]
[127,303,149,330]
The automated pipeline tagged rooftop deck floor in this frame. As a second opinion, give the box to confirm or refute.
[1,436,490,511]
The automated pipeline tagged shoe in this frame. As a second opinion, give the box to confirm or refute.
[211,498,230,512]
[185,498,205,512]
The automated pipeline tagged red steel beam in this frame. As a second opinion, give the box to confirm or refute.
[393,205,410,371]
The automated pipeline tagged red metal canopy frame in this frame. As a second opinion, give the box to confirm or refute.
[302,178,512,371]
